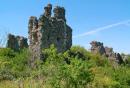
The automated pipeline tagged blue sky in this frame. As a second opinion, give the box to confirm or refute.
[0,0,130,53]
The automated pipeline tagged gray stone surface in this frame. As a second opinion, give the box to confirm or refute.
[90,41,124,64]
[6,34,28,51]
[28,4,72,60]
[90,41,106,55]
[105,47,113,57]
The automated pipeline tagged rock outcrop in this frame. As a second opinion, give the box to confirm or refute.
[6,34,28,51]
[104,47,114,57]
[90,41,124,64]
[28,4,72,60]
[90,41,106,55]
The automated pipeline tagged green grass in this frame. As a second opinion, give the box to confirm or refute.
[0,45,130,88]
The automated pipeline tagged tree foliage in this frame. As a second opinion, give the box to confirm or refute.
[0,45,130,88]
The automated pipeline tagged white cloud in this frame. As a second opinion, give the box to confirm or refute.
[73,20,130,38]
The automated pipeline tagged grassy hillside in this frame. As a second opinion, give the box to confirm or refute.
[0,45,130,88]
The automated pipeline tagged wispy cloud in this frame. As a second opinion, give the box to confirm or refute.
[73,20,130,38]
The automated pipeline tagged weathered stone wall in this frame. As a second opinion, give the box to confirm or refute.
[105,47,114,57]
[28,4,72,60]
[90,41,124,64]
[6,34,28,51]
[90,41,106,55]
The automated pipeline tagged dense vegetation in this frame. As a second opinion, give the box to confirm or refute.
[0,45,130,88]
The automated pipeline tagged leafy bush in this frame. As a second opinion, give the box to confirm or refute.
[32,45,94,88]
[0,48,30,80]
[0,48,15,58]
[0,46,130,88]
[125,55,130,65]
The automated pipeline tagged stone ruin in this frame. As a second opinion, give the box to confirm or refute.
[6,4,125,65]
[5,4,72,65]
[90,41,124,64]
[28,4,72,60]
[6,34,28,51]
[90,41,106,55]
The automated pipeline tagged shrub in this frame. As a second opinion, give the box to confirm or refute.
[0,46,130,88]
[0,48,31,80]
[33,45,94,88]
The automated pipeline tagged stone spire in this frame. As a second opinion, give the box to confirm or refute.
[53,6,66,22]
[28,4,72,64]
[28,16,38,45]
[44,4,52,17]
